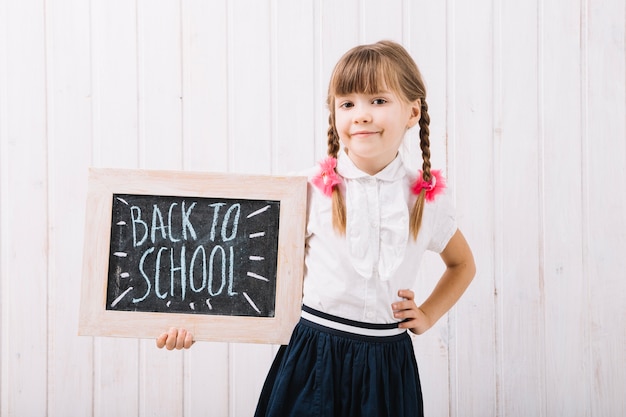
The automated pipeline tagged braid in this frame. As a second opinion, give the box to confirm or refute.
[327,113,341,157]
[410,99,431,239]
[327,112,346,234]
[419,100,432,181]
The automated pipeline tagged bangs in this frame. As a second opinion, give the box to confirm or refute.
[329,49,400,97]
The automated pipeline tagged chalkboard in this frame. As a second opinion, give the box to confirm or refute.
[79,168,307,344]
[106,194,280,317]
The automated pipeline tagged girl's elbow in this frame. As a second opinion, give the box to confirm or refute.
[467,261,476,283]
[464,253,476,282]
[454,255,476,285]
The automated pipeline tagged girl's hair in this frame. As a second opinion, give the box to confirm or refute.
[326,40,431,239]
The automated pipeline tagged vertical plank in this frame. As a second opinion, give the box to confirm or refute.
[586,0,626,415]
[181,0,229,173]
[227,0,272,175]
[91,0,141,415]
[181,0,230,415]
[408,2,451,416]
[498,1,546,415]
[360,0,403,44]
[45,0,95,415]
[408,0,448,171]
[184,343,230,417]
[319,0,359,64]
[272,0,316,174]
[1,0,49,415]
[227,1,277,414]
[541,0,590,415]
[0,0,9,414]
[137,0,183,171]
[450,0,497,415]
[135,1,185,415]
[91,0,140,167]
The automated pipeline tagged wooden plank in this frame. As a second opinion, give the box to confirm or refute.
[0,0,9,415]
[227,0,272,175]
[44,0,95,415]
[90,0,141,415]
[181,0,229,173]
[586,1,626,415]
[93,338,140,417]
[498,1,546,415]
[541,0,590,415]
[138,0,183,171]
[450,0,497,415]
[407,0,448,172]
[229,343,276,417]
[181,0,230,414]
[319,0,359,65]
[360,0,403,44]
[184,342,230,416]
[272,0,316,173]
[91,0,140,168]
[1,0,49,415]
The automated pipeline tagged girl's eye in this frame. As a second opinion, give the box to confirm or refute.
[339,102,354,109]
[372,98,387,105]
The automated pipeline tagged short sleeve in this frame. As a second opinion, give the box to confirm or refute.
[426,189,458,253]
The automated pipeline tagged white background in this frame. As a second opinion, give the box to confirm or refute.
[1,0,625,416]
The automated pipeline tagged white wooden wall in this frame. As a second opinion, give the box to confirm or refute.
[1,0,624,416]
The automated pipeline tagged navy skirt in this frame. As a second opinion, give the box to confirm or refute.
[255,306,424,417]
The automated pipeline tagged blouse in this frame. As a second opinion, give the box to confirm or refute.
[301,150,457,324]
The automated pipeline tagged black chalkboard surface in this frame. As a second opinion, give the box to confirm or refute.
[79,168,306,344]
[106,194,280,317]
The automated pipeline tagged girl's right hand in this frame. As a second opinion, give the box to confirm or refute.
[156,327,195,350]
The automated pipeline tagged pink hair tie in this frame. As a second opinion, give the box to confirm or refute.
[411,169,446,202]
[311,157,343,197]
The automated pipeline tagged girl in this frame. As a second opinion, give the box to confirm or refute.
[158,40,475,417]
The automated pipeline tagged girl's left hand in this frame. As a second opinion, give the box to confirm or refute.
[392,289,431,335]
[156,327,195,350]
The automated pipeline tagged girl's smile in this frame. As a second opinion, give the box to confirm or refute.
[350,129,381,137]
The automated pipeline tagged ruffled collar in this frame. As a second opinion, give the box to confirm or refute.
[336,150,405,182]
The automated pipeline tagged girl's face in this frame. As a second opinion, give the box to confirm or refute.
[334,89,420,175]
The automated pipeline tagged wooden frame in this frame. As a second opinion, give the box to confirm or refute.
[79,168,307,344]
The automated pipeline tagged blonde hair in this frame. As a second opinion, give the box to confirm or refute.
[326,40,432,239]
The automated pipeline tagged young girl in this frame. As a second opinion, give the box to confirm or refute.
[157,40,475,417]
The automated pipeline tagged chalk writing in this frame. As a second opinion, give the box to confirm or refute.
[105,194,280,317]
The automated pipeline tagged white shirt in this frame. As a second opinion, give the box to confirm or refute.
[301,151,457,324]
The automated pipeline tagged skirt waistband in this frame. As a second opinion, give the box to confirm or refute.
[301,305,406,337]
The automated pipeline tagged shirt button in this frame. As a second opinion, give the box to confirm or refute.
[366,311,374,319]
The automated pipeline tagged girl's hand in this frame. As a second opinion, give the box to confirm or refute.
[156,327,195,350]
[392,289,432,335]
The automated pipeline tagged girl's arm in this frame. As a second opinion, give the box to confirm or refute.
[393,228,476,335]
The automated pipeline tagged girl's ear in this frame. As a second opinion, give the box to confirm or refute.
[407,99,421,129]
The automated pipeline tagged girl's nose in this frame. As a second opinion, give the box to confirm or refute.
[353,107,372,123]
